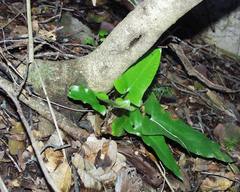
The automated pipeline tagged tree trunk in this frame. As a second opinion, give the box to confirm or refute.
[25,0,203,103]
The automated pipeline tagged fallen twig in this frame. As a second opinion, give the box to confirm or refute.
[0,176,8,192]
[155,161,174,192]
[169,43,240,93]
[0,83,60,192]
[200,171,240,183]
[0,76,89,141]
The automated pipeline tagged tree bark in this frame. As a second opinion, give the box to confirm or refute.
[26,0,204,102]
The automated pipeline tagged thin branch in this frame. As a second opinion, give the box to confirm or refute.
[6,150,22,172]
[200,171,240,183]
[26,0,66,158]
[0,176,8,192]
[169,43,240,93]
[155,161,175,192]
[26,0,34,63]
[32,94,93,112]
[0,84,60,192]
[0,76,90,141]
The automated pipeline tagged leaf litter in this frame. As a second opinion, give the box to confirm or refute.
[0,0,239,191]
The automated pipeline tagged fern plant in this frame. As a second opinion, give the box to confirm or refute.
[68,48,232,179]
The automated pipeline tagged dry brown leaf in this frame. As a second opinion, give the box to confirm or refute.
[200,172,234,191]
[8,122,26,155]
[51,161,72,192]
[42,148,64,172]
[38,29,56,42]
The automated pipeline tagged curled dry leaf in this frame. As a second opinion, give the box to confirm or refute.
[200,172,234,191]
[72,135,126,190]
[42,148,64,172]
[83,134,117,168]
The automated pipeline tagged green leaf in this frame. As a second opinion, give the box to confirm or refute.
[121,110,182,179]
[98,29,108,38]
[95,92,109,101]
[115,98,130,107]
[142,135,182,179]
[94,94,136,111]
[114,98,136,111]
[126,109,143,136]
[114,49,161,107]
[144,94,232,162]
[68,85,107,115]
[83,36,95,46]
[111,116,130,137]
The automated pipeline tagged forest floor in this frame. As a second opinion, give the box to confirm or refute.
[0,1,240,191]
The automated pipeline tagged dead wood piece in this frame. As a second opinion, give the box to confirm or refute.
[169,43,240,93]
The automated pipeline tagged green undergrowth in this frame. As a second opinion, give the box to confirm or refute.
[68,48,232,179]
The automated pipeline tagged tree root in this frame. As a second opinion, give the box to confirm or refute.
[25,0,204,102]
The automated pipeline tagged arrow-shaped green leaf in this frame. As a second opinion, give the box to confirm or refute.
[142,135,182,179]
[111,110,182,179]
[114,49,161,107]
[112,116,130,137]
[144,94,232,162]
